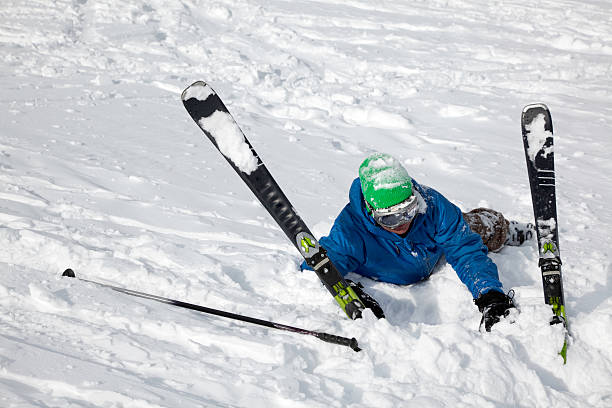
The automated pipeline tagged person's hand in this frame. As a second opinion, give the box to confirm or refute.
[346,280,385,319]
[474,290,516,332]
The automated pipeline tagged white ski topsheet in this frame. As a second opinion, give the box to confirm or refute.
[1,0,612,407]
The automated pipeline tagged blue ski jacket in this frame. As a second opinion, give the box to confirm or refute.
[302,178,503,299]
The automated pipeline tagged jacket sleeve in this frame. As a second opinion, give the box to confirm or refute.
[431,192,504,299]
[300,205,366,276]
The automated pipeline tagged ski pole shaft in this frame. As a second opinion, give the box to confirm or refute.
[61,269,360,352]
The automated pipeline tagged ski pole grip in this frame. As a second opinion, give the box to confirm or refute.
[317,333,361,352]
[62,268,76,278]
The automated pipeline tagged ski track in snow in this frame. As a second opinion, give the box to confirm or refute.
[1,0,612,407]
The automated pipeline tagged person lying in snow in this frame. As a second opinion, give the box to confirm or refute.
[302,153,534,331]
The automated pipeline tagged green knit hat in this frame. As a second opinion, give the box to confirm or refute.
[359,153,413,210]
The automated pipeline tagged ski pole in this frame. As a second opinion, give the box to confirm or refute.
[61,269,361,352]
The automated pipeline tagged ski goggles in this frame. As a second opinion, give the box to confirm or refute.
[368,193,419,229]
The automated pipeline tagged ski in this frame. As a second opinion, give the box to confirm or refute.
[181,81,374,320]
[521,103,569,363]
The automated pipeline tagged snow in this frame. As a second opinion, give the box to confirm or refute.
[182,82,214,102]
[199,110,259,175]
[361,154,410,191]
[525,112,553,163]
[1,0,612,407]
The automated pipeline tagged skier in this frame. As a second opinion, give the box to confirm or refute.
[302,153,534,331]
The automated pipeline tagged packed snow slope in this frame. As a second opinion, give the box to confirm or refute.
[1,0,611,406]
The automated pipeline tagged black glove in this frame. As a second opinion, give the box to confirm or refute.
[474,290,515,332]
[346,280,385,319]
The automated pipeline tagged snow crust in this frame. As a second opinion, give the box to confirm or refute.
[183,82,214,102]
[362,155,409,191]
[525,113,553,162]
[1,0,612,407]
[199,111,259,174]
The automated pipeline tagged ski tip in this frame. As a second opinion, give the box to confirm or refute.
[521,103,553,133]
[62,268,76,278]
[522,103,549,114]
[181,81,215,102]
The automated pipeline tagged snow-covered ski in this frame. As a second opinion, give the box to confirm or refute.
[521,103,569,363]
[181,81,375,320]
